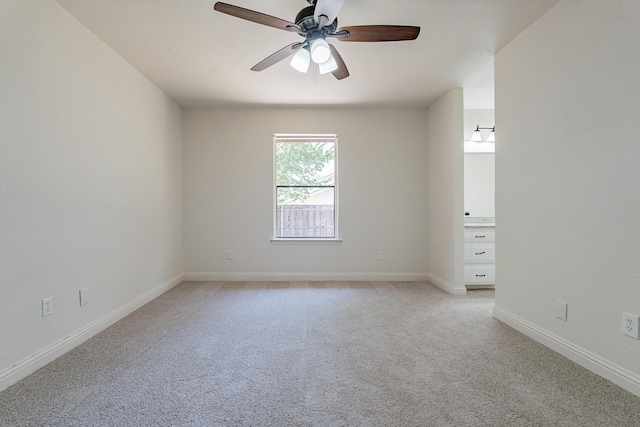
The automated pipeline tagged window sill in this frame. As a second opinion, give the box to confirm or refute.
[270,238,342,245]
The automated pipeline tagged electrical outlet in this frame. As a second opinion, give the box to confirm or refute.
[42,297,53,317]
[622,312,639,339]
[226,249,233,260]
[79,287,89,306]
[555,300,568,321]
[377,251,383,261]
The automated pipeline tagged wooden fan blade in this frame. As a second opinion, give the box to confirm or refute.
[329,45,349,80]
[251,43,303,72]
[214,2,301,32]
[336,25,420,42]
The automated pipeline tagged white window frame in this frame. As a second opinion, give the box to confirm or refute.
[272,133,341,244]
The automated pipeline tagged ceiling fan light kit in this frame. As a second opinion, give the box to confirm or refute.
[213,0,420,80]
[318,54,338,74]
[310,38,331,64]
[312,0,344,27]
[290,48,311,73]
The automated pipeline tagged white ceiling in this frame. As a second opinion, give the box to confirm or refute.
[54,0,560,108]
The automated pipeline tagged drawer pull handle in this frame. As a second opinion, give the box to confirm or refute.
[475,251,486,255]
[476,274,486,277]
[475,235,486,238]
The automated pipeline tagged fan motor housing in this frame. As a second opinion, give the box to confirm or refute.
[295,5,337,33]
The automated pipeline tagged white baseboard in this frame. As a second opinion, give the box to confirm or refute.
[493,305,640,398]
[0,273,184,393]
[183,272,429,282]
[428,273,467,295]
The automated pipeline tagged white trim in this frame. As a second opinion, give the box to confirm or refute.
[183,272,429,282]
[0,273,183,393]
[270,238,342,244]
[274,133,337,142]
[493,305,640,398]
[428,273,468,295]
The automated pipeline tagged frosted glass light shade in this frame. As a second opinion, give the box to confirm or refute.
[486,130,495,142]
[469,130,483,142]
[318,54,338,74]
[310,39,331,64]
[313,0,345,26]
[290,48,310,73]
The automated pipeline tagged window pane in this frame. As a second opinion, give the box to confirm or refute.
[276,187,335,238]
[276,142,335,186]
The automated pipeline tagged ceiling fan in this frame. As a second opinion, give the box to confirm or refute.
[213,0,420,80]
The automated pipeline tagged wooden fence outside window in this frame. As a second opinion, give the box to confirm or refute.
[276,205,335,238]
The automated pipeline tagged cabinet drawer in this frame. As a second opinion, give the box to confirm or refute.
[464,229,495,241]
[465,265,495,284]
[464,244,495,262]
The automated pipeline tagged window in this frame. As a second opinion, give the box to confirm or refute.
[274,134,337,239]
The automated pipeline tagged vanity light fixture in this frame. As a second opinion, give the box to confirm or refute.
[486,127,495,142]
[470,125,495,142]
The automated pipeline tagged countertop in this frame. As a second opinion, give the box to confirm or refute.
[464,217,495,228]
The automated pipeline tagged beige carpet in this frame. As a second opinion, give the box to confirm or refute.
[1,281,639,426]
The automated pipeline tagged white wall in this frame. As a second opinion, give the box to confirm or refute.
[183,107,429,280]
[426,89,466,294]
[464,109,495,217]
[494,0,640,396]
[464,154,495,218]
[0,0,183,389]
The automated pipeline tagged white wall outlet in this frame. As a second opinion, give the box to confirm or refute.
[555,300,568,321]
[42,297,53,317]
[226,249,233,260]
[622,312,639,339]
[79,287,89,306]
[377,250,383,261]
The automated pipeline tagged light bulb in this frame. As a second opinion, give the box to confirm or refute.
[290,48,310,73]
[310,39,331,64]
[319,54,338,74]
